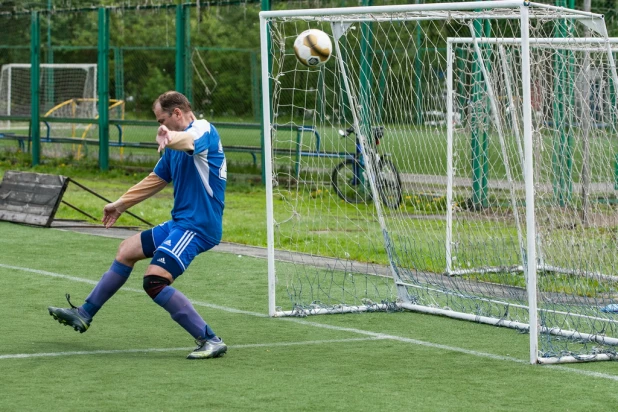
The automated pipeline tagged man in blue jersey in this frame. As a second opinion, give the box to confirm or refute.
[48,91,228,360]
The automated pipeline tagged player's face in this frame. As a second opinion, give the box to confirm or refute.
[153,103,185,131]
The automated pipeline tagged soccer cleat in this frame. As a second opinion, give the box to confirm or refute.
[186,337,227,360]
[48,294,92,333]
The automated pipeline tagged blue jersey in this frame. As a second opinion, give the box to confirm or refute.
[153,119,226,244]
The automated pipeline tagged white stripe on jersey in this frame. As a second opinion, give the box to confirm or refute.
[186,119,211,140]
[194,149,213,197]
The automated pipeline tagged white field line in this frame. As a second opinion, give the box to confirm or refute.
[0,337,383,360]
[2,263,618,382]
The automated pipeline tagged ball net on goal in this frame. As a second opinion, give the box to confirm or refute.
[0,63,97,133]
[261,1,618,363]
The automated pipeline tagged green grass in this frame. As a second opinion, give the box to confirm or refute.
[0,122,264,168]
[2,221,618,411]
[2,150,616,290]
[2,152,618,409]
[5,120,618,185]
[273,124,618,181]
[0,151,268,240]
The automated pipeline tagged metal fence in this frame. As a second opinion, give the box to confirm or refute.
[0,2,266,170]
[0,0,616,171]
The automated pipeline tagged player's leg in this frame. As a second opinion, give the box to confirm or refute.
[80,233,145,317]
[142,227,226,359]
[48,228,151,332]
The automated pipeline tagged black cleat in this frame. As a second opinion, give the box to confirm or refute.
[48,294,91,333]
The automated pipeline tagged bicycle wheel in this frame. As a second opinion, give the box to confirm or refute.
[377,158,403,209]
[331,159,372,204]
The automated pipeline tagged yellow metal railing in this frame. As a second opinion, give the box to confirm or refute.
[44,98,125,159]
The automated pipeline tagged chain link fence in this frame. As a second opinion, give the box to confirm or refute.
[1,0,617,168]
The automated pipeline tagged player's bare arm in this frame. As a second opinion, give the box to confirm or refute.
[156,124,195,152]
[101,172,168,228]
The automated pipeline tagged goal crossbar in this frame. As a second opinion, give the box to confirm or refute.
[0,63,97,130]
[259,1,602,20]
[1,63,97,69]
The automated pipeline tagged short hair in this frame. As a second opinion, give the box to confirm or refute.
[153,91,192,115]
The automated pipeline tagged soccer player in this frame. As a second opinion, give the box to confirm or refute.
[48,91,228,360]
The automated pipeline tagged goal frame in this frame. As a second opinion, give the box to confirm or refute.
[259,0,614,365]
[445,37,618,281]
[0,63,97,128]
[445,36,618,364]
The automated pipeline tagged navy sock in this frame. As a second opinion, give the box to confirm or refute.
[81,260,132,318]
[153,286,216,340]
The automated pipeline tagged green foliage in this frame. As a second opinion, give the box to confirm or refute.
[4,1,618,122]
[403,193,448,214]
[137,66,175,111]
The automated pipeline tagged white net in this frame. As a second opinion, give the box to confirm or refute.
[448,36,618,361]
[263,2,618,362]
[0,63,97,131]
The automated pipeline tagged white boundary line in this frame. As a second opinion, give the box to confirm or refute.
[0,337,384,360]
[2,263,618,382]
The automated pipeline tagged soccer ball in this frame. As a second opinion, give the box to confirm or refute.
[293,29,332,68]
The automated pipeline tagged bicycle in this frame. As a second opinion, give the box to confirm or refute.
[331,125,403,209]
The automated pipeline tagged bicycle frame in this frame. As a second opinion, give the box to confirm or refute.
[332,125,402,209]
[349,126,383,189]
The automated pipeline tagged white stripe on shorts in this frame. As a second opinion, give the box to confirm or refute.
[172,230,195,257]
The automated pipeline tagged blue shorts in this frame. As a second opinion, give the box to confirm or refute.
[140,221,216,279]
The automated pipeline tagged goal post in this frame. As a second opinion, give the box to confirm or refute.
[446,34,618,363]
[0,63,97,131]
[260,1,618,364]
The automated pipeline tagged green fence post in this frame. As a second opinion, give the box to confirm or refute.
[251,51,260,122]
[260,0,271,184]
[114,47,124,100]
[482,19,491,205]
[456,46,466,125]
[359,0,373,138]
[184,6,192,104]
[552,0,572,206]
[30,11,41,166]
[45,1,54,113]
[470,18,489,209]
[567,0,575,202]
[175,4,187,95]
[98,7,110,171]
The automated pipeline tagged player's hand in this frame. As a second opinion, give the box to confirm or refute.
[102,202,124,228]
[156,125,172,152]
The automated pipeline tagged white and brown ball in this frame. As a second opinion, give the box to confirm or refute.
[293,29,332,68]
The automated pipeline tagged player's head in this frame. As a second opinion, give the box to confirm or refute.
[153,91,192,115]
[153,91,193,131]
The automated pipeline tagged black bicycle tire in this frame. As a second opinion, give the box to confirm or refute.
[377,158,403,209]
[331,159,371,204]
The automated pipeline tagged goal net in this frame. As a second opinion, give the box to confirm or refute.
[0,63,97,132]
[261,1,618,364]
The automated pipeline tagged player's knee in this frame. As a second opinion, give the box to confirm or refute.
[116,236,143,265]
[143,275,171,299]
